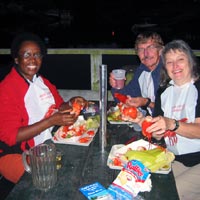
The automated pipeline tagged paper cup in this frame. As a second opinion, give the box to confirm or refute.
[112,69,126,89]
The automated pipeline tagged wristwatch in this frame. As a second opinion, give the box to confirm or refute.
[145,98,151,107]
[171,119,179,131]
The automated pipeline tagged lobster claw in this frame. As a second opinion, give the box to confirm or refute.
[114,93,128,103]
[164,118,187,146]
[168,135,177,146]
[164,130,177,146]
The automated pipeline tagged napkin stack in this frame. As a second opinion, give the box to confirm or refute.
[108,160,152,199]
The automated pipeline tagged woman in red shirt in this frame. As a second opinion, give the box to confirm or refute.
[0,32,87,183]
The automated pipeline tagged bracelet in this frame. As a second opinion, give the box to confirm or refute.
[145,98,151,107]
[170,119,179,131]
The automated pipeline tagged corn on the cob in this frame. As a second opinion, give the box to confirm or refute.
[124,147,174,172]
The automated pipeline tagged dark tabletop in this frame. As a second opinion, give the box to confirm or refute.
[6,123,179,200]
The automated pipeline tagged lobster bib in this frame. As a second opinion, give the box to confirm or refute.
[161,80,200,154]
[24,76,55,145]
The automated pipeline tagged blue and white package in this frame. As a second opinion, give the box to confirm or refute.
[108,160,152,199]
[79,182,113,200]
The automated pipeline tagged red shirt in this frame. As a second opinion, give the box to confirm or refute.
[0,67,64,151]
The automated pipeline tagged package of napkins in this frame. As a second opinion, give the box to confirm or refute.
[108,160,152,199]
[79,182,113,200]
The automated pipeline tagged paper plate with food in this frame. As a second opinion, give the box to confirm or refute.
[52,115,100,146]
[107,139,175,174]
[107,105,128,124]
[107,102,138,125]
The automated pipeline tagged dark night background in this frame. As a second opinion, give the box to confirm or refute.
[1,0,200,90]
[1,0,200,49]
[0,1,199,198]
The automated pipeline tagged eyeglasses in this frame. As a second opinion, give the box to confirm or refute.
[19,52,43,59]
[137,44,160,54]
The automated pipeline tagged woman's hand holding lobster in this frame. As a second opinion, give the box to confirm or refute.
[145,116,175,140]
[48,111,77,127]
[47,96,89,127]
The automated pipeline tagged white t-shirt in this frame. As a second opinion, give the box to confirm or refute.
[139,71,155,115]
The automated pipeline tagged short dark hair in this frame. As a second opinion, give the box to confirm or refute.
[135,31,164,50]
[11,32,47,59]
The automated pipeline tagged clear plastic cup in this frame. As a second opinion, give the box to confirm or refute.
[112,69,126,89]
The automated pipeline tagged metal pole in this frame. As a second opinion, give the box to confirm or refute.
[99,64,107,151]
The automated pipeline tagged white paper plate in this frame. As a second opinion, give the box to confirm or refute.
[51,115,98,146]
[52,128,98,146]
[107,139,172,174]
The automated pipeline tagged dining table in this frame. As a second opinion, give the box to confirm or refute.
[6,117,179,200]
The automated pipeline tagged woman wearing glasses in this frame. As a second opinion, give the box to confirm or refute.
[0,33,87,184]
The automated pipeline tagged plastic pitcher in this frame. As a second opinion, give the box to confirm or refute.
[22,143,57,191]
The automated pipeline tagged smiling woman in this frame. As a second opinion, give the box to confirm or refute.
[0,32,87,186]
[14,41,43,81]
[151,40,200,199]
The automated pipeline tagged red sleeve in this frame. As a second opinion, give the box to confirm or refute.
[0,69,64,147]
[0,70,29,146]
